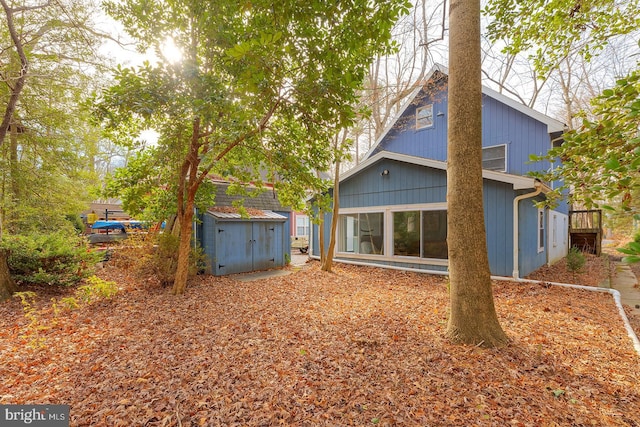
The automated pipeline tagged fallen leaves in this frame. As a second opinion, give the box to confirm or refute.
[0,260,639,426]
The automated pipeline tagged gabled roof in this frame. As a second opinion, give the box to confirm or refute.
[212,182,291,212]
[363,63,566,160]
[343,151,551,192]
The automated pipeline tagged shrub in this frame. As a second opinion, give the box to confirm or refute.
[76,275,119,303]
[2,230,102,286]
[566,246,586,277]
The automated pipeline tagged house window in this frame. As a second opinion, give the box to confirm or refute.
[295,214,309,236]
[416,104,434,130]
[482,144,506,172]
[339,212,384,255]
[552,213,557,247]
[538,208,545,253]
[392,210,448,259]
[393,211,421,257]
[422,210,448,259]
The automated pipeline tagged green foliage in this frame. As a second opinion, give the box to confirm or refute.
[0,1,107,235]
[618,225,640,263]
[95,0,411,226]
[566,246,586,275]
[13,291,46,349]
[2,230,101,286]
[485,0,640,74]
[486,0,640,217]
[529,64,640,214]
[76,276,120,304]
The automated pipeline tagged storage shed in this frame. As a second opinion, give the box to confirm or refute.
[197,183,291,276]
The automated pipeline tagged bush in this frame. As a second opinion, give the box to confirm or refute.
[2,230,102,286]
[566,246,586,276]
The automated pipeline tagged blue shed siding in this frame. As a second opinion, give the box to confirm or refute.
[201,213,217,274]
[199,213,288,276]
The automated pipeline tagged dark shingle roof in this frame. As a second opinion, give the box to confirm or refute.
[213,183,290,212]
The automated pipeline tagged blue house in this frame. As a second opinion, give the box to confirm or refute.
[310,64,569,278]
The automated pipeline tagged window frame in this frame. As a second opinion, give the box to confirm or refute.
[295,214,309,237]
[416,104,434,130]
[537,208,545,253]
[482,144,507,172]
[336,204,448,265]
[338,211,385,255]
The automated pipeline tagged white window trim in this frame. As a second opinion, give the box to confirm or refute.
[416,104,434,130]
[335,203,448,266]
[537,208,545,253]
[482,143,507,173]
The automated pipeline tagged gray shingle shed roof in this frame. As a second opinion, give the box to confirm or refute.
[213,182,291,212]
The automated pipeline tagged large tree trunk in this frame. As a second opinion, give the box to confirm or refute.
[445,0,508,347]
[0,249,16,301]
[171,206,194,295]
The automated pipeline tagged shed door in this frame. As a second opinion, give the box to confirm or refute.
[253,222,277,270]
[214,222,252,275]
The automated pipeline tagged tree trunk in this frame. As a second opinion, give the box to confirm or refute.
[318,209,325,265]
[445,0,508,347]
[321,160,340,272]
[172,201,194,295]
[0,0,29,148]
[0,249,16,301]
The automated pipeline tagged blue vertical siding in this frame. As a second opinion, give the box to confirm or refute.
[482,180,515,276]
[311,157,531,277]
[372,80,555,178]
[517,195,547,277]
[341,159,447,208]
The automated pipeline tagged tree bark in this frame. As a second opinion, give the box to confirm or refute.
[0,249,16,301]
[0,0,29,148]
[171,203,194,295]
[445,0,508,347]
[321,159,340,272]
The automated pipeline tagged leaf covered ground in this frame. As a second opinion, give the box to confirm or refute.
[1,257,639,426]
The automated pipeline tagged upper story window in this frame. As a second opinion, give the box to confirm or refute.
[482,144,507,172]
[416,104,434,130]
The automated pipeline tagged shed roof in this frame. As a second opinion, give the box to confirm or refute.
[212,182,290,212]
[207,209,287,221]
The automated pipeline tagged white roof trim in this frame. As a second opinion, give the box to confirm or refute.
[342,151,549,191]
[362,63,566,160]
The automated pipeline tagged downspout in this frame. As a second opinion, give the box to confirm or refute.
[513,179,543,278]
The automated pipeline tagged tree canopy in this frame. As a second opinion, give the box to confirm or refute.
[486,0,640,213]
[95,0,411,294]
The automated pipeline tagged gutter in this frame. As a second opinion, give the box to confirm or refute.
[310,255,640,356]
[513,180,543,278]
